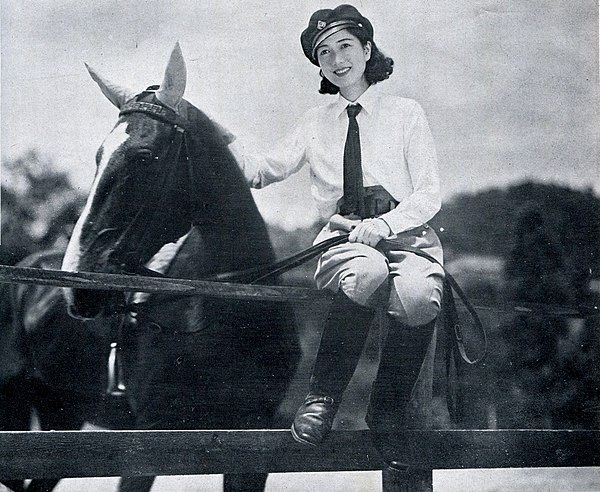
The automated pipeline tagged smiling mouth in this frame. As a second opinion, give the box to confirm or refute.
[334,67,351,76]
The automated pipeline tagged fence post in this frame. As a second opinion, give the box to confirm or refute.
[382,461,433,492]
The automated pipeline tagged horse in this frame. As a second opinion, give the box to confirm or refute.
[0,43,301,492]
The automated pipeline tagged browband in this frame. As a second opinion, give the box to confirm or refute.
[119,101,181,127]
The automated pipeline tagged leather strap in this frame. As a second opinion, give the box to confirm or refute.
[389,243,487,365]
[199,232,487,365]
[119,100,183,126]
[116,97,486,366]
[206,234,350,284]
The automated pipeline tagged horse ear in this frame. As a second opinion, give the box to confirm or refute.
[85,63,136,109]
[156,42,187,111]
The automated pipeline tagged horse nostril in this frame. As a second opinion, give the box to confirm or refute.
[68,289,107,320]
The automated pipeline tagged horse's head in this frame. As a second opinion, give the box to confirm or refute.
[62,43,240,319]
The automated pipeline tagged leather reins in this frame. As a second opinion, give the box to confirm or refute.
[210,233,487,365]
[114,99,487,368]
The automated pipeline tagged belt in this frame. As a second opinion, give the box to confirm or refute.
[336,185,398,219]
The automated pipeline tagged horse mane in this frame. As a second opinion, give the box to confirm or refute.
[178,98,248,194]
[174,98,277,274]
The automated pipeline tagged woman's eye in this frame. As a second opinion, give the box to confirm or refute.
[318,49,329,57]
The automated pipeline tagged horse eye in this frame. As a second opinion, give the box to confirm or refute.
[130,149,154,165]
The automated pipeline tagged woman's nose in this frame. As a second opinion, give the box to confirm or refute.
[333,50,346,66]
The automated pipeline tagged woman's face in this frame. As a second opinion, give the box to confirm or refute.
[316,29,371,100]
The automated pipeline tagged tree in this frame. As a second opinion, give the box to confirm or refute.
[429,183,599,429]
[1,151,85,265]
[431,182,600,284]
[494,205,599,428]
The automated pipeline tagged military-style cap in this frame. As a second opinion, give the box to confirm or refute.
[301,4,373,66]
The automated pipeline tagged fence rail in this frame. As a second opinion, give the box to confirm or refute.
[0,265,597,317]
[0,265,324,303]
[1,429,599,481]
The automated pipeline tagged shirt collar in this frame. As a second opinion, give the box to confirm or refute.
[334,83,379,119]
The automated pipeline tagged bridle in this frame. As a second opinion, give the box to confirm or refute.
[107,97,190,275]
[104,97,193,396]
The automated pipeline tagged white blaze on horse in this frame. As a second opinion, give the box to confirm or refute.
[62,44,186,284]
[0,43,300,492]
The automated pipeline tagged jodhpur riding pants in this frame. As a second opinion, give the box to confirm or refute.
[314,223,444,327]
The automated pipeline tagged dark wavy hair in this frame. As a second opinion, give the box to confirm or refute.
[318,27,394,95]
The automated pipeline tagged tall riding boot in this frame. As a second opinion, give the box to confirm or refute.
[292,291,376,445]
[366,317,437,464]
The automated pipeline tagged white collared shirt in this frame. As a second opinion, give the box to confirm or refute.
[230,84,441,234]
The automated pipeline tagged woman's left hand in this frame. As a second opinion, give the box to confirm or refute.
[348,218,391,247]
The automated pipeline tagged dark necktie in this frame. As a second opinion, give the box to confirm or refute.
[340,103,365,218]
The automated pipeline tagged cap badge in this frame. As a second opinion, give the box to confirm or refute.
[317,20,327,30]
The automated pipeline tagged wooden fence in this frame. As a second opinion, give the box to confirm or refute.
[0,264,599,491]
[1,429,599,491]
[1,264,596,316]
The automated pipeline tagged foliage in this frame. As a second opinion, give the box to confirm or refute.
[454,197,600,430]
[489,204,599,429]
[422,183,600,430]
[431,182,600,284]
[1,151,85,265]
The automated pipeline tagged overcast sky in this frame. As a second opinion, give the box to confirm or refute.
[1,1,598,229]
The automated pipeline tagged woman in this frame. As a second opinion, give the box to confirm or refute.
[231,4,445,446]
